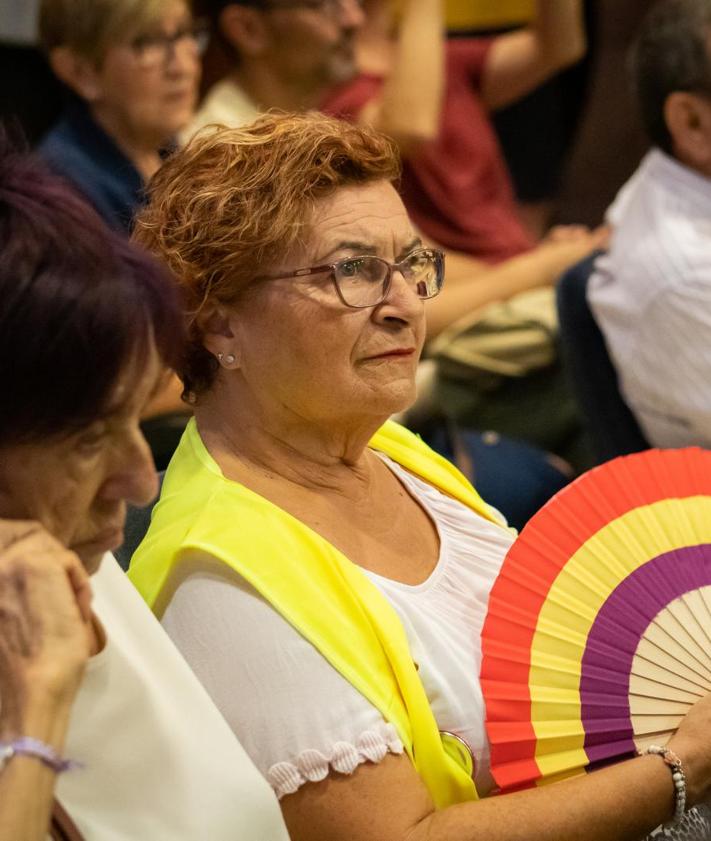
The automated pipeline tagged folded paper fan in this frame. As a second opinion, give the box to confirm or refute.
[480,447,711,792]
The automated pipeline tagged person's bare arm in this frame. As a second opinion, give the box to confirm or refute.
[0,523,92,841]
[0,699,76,841]
[281,690,711,841]
[481,0,586,111]
[425,228,608,339]
[358,0,444,152]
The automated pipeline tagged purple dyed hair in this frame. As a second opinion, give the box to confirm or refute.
[0,142,184,444]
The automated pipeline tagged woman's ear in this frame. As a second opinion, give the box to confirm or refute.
[665,91,711,175]
[198,303,241,368]
[48,47,103,103]
[219,4,270,58]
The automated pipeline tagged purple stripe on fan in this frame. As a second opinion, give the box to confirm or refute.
[579,544,711,764]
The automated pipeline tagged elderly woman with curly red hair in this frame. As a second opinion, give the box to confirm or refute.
[129,113,711,841]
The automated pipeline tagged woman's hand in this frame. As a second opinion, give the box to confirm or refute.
[0,520,93,738]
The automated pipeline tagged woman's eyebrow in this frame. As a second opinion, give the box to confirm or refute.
[332,241,378,255]
[314,241,378,263]
[320,237,423,263]
[397,237,423,260]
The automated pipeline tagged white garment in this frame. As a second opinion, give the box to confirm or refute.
[54,554,289,840]
[161,454,513,799]
[588,149,711,448]
[181,78,260,144]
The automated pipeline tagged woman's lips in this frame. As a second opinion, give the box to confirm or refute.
[366,348,416,360]
[74,523,125,553]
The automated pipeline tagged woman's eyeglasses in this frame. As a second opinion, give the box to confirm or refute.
[263,247,445,309]
[129,20,210,69]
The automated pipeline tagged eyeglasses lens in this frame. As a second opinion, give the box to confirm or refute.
[336,257,390,307]
[132,23,208,68]
[335,251,442,308]
[403,251,441,299]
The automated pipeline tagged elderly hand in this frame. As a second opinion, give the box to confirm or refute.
[0,521,93,737]
[543,223,611,249]
[529,224,610,289]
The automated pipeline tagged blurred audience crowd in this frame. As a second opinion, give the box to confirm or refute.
[3,0,711,839]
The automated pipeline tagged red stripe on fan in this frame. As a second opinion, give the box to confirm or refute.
[481,448,711,789]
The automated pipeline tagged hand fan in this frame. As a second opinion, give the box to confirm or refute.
[480,447,711,792]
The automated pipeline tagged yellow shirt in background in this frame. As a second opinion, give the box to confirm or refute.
[446,0,535,30]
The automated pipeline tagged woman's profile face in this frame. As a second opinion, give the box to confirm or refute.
[89,1,200,146]
[224,180,427,426]
[0,343,162,573]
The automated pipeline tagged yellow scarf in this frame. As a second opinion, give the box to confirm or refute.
[129,419,503,808]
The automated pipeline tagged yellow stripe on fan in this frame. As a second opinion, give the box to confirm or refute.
[529,496,711,779]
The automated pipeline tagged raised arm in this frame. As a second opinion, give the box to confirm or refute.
[357,0,444,152]
[0,523,92,841]
[480,0,586,111]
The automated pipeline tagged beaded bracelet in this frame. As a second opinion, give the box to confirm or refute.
[0,737,80,774]
[640,744,687,823]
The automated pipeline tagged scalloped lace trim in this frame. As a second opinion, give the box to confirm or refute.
[267,723,404,798]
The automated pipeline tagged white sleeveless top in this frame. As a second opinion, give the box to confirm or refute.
[161,455,513,799]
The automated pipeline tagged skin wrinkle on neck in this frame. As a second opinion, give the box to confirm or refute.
[196,397,383,501]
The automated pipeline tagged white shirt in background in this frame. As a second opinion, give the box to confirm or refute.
[588,148,711,448]
[181,78,260,144]
[55,554,290,841]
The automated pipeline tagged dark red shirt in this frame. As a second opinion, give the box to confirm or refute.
[321,38,535,263]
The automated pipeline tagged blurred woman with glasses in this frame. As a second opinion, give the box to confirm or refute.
[128,112,711,841]
[37,0,205,233]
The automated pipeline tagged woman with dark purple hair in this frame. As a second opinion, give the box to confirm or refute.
[0,145,289,840]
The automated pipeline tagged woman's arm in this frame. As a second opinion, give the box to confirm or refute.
[0,523,92,841]
[481,0,586,111]
[425,227,609,339]
[281,700,711,841]
[0,697,77,841]
[357,0,444,152]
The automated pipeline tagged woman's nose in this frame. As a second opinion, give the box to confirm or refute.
[376,269,424,321]
[336,0,366,29]
[128,450,160,507]
[166,38,200,78]
[102,432,159,508]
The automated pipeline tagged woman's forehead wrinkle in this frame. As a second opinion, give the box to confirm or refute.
[308,184,414,260]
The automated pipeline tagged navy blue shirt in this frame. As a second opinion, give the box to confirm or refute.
[38,101,145,234]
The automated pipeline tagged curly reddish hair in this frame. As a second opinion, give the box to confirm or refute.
[134,111,401,398]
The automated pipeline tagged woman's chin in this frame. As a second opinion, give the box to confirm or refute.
[73,546,106,575]
[361,382,418,420]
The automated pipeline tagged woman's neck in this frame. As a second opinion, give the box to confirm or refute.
[90,106,164,182]
[195,388,387,495]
